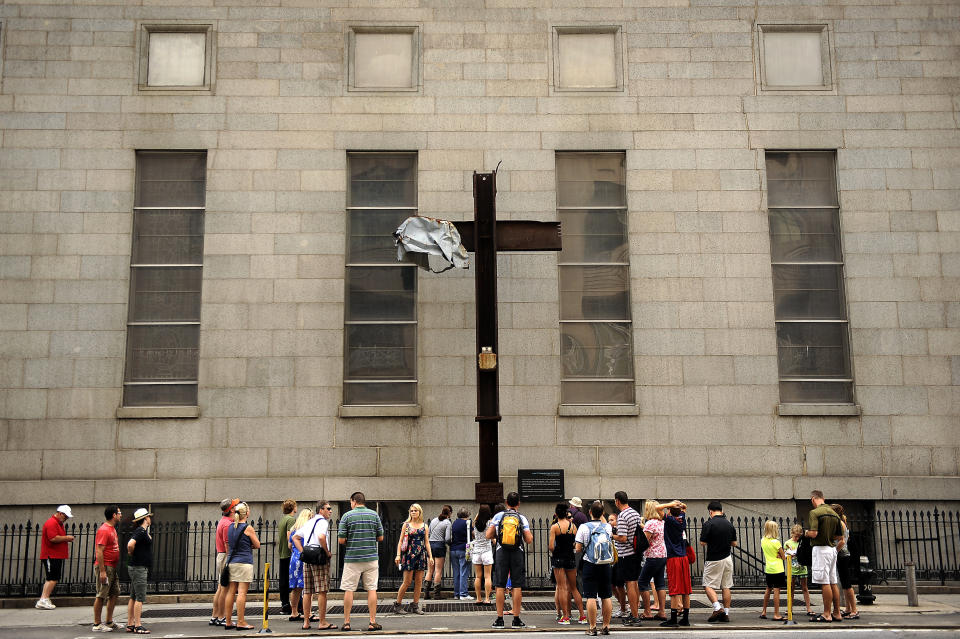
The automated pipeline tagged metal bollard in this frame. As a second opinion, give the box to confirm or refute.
[904,561,919,607]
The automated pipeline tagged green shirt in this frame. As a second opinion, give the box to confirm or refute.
[338,506,384,563]
[277,513,296,560]
[808,504,841,547]
[761,537,784,574]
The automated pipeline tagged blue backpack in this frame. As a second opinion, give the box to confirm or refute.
[585,522,615,565]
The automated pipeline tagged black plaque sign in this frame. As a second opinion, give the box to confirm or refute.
[517,469,564,502]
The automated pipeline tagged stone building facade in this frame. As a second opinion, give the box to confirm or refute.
[0,0,957,524]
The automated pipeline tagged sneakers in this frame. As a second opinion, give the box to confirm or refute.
[392,601,409,615]
[511,618,527,628]
[91,623,112,632]
[35,598,55,610]
[599,627,610,635]
[558,616,571,625]
[492,617,505,628]
[708,609,728,623]
[623,616,642,626]
[586,628,598,636]
[460,594,475,601]
[615,608,628,618]
[578,614,588,624]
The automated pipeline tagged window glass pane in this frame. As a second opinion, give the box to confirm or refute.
[768,208,840,263]
[559,266,630,320]
[125,325,200,382]
[556,153,625,208]
[348,209,411,264]
[558,32,617,89]
[766,152,837,207]
[354,32,414,88]
[136,153,207,207]
[344,381,416,406]
[348,154,417,207]
[773,264,845,320]
[129,267,202,322]
[763,30,823,87]
[776,322,850,378]
[123,383,197,407]
[561,322,633,379]
[779,380,852,404]
[347,266,416,321]
[558,209,629,264]
[148,32,206,86]
[561,381,634,405]
[132,210,204,264]
[346,324,416,379]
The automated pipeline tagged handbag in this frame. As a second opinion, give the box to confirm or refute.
[465,523,473,561]
[300,518,328,566]
[796,535,813,568]
[400,523,409,553]
[220,523,247,587]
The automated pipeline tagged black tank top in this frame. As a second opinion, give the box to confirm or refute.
[553,521,576,560]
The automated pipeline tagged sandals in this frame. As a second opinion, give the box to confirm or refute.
[133,628,151,635]
[126,626,135,633]
[309,614,320,622]
[341,623,353,631]
[236,625,256,631]
[843,612,860,619]
[772,616,785,621]
[811,614,832,623]
[367,622,383,631]
[758,613,767,619]
[288,615,304,622]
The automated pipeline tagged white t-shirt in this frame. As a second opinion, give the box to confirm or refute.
[295,516,329,550]
[575,521,613,564]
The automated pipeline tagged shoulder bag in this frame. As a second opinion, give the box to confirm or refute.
[300,518,328,566]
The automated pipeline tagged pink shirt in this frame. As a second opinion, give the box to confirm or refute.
[643,519,666,559]
[216,516,233,553]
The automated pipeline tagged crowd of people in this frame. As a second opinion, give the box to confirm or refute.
[33,489,862,633]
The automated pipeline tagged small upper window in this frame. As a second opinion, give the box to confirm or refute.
[348,26,420,92]
[138,24,215,91]
[553,26,623,92]
[758,24,832,91]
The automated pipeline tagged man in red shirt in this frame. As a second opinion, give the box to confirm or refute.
[92,505,122,632]
[210,498,240,627]
[36,505,75,610]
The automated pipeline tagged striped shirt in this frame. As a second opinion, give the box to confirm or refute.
[613,506,641,557]
[338,506,384,563]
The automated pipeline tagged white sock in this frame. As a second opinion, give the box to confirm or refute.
[724,608,730,615]
[713,601,722,611]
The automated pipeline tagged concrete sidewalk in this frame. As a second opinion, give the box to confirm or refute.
[3,592,959,636]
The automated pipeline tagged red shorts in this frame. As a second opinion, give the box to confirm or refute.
[666,556,692,595]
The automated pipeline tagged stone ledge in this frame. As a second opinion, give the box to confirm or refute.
[339,404,421,418]
[116,406,201,419]
[778,403,861,416]
[558,404,639,417]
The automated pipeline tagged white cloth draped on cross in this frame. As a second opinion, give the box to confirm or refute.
[394,215,470,273]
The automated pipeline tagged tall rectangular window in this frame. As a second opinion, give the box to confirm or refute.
[344,153,417,405]
[123,151,206,407]
[765,151,853,404]
[556,152,634,405]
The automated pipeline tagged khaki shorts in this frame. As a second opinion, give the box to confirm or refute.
[702,556,734,590]
[229,562,254,584]
[811,545,838,585]
[340,560,378,592]
[95,565,120,600]
[216,552,227,576]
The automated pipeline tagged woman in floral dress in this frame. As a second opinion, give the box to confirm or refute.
[392,503,434,615]
[287,508,313,621]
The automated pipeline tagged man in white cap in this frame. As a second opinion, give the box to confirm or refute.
[36,505,75,609]
[126,508,153,634]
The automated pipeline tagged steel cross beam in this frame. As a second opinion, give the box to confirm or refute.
[460,172,561,505]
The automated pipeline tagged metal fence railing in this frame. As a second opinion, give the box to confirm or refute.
[2,509,957,597]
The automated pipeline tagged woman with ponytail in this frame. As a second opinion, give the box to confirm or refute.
[223,503,261,630]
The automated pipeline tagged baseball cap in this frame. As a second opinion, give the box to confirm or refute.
[220,498,240,513]
[57,505,73,518]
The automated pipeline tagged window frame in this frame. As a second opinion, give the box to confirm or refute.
[757,23,834,93]
[556,151,636,413]
[137,23,216,94]
[346,25,422,93]
[118,150,207,418]
[341,151,420,415]
[551,25,625,94]
[764,150,858,414]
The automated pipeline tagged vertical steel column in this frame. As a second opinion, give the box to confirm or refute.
[473,172,503,503]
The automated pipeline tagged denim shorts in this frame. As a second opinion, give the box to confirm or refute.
[429,542,447,559]
[638,556,667,592]
[128,565,148,602]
